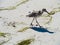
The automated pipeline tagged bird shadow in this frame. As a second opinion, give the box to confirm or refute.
[30,27,54,34]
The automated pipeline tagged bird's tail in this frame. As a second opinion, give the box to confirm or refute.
[26,14,32,17]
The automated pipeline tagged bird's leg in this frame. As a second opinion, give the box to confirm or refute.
[35,18,41,27]
[30,17,34,26]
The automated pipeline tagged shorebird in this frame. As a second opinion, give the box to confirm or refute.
[26,8,50,27]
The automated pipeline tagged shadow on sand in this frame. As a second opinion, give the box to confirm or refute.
[30,27,54,34]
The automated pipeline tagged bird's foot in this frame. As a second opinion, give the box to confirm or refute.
[38,25,42,28]
[36,24,42,28]
[36,24,38,26]
[39,26,43,28]
[30,23,33,26]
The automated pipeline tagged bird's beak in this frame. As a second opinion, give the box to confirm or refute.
[45,10,50,14]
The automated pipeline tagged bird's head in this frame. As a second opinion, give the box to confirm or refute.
[42,8,50,14]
